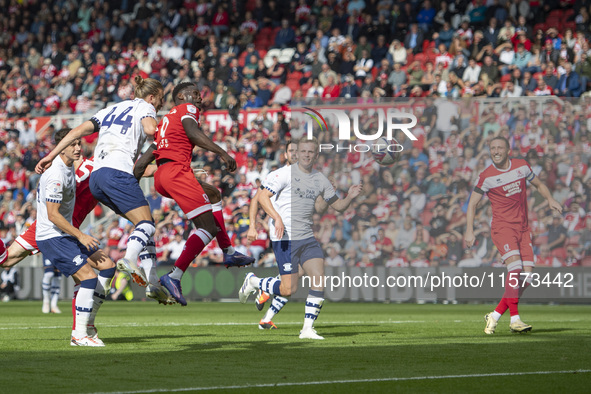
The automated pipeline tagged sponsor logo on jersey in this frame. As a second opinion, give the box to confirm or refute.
[502,181,521,197]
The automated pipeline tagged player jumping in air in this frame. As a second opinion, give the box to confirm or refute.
[465,136,562,334]
[239,137,362,339]
[134,82,254,306]
[37,76,164,291]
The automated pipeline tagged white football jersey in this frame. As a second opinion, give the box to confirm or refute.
[36,155,76,241]
[91,98,156,174]
[262,163,336,241]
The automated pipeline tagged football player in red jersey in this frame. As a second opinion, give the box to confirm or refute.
[134,82,254,306]
[465,136,562,334]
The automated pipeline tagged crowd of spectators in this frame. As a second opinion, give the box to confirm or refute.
[1,0,591,269]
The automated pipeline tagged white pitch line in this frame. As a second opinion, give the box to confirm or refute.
[88,369,591,394]
[0,320,426,330]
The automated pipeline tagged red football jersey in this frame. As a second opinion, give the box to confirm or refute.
[154,103,201,166]
[73,157,98,228]
[474,158,534,231]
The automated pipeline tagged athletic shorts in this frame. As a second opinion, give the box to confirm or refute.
[154,162,211,219]
[491,226,534,266]
[37,236,95,277]
[89,168,148,215]
[14,221,39,254]
[272,237,325,275]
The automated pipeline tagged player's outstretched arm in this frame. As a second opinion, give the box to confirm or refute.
[464,190,484,248]
[134,142,156,180]
[35,121,97,174]
[258,188,285,239]
[529,176,562,214]
[182,118,237,172]
[46,201,100,251]
[246,190,261,242]
[330,184,363,212]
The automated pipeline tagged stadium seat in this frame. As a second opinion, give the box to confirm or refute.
[581,257,591,266]
[288,71,303,82]
[414,53,426,63]
[500,74,512,83]
[286,79,300,93]
[548,9,563,19]
[238,52,248,68]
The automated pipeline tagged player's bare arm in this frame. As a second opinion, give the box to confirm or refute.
[35,121,96,174]
[247,190,261,241]
[46,201,99,251]
[529,176,563,214]
[464,189,484,248]
[329,184,363,212]
[258,188,284,239]
[133,142,157,180]
[182,117,237,172]
[141,116,158,137]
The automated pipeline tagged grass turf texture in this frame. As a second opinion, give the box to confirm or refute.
[0,302,589,393]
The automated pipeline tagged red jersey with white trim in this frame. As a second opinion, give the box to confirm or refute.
[73,157,98,228]
[474,158,534,231]
[154,103,201,166]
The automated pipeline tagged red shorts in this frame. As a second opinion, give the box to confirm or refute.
[491,226,534,266]
[154,162,211,220]
[14,221,40,254]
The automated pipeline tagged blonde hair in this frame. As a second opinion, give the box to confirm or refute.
[297,136,319,151]
[134,75,163,99]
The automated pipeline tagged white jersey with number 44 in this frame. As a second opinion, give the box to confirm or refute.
[91,98,156,175]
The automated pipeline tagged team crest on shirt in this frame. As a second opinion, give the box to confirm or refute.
[504,244,510,252]
[314,179,320,187]
[187,105,197,113]
[517,170,523,177]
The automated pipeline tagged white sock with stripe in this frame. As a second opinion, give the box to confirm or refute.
[303,290,324,330]
[139,241,158,284]
[42,269,53,303]
[74,277,97,338]
[262,296,289,322]
[88,268,116,328]
[124,220,155,264]
[50,274,61,308]
[257,276,282,296]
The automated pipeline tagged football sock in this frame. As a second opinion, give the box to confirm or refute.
[139,241,158,284]
[212,202,232,252]
[258,276,282,296]
[510,315,521,324]
[74,278,97,338]
[303,290,324,330]
[262,296,289,322]
[50,274,61,309]
[172,229,213,275]
[42,269,53,304]
[505,260,523,317]
[491,311,502,321]
[88,268,116,327]
[71,284,80,331]
[124,220,155,263]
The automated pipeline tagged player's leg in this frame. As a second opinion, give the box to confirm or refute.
[200,181,254,268]
[89,168,151,286]
[85,249,116,343]
[156,164,217,306]
[300,257,325,340]
[518,230,535,298]
[239,240,297,302]
[71,264,102,346]
[50,268,62,314]
[161,210,218,306]
[3,240,33,268]
[41,259,54,314]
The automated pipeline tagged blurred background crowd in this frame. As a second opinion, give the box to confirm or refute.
[1,0,591,270]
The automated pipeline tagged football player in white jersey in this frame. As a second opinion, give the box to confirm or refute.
[239,138,362,339]
[36,128,116,346]
[36,77,167,299]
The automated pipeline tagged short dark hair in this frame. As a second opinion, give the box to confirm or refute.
[172,82,196,104]
[490,135,510,149]
[54,128,72,145]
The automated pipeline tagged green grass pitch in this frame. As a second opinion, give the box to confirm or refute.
[0,301,589,393]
